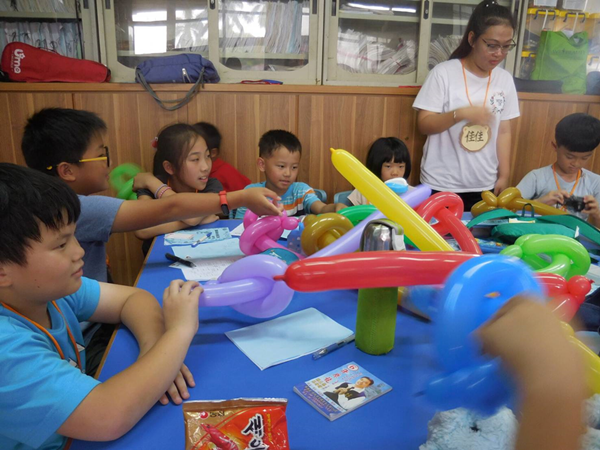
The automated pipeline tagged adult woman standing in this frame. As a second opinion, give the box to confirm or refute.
[413,0,519,210]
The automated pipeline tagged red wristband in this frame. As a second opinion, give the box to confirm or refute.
[219,190,229,216]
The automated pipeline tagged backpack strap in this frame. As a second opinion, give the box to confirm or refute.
[135,67,205,111]
[465,209,520,229]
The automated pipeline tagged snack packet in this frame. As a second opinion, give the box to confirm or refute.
[183,398,289,450]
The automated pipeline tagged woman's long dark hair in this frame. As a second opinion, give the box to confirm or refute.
[450,1,516,60]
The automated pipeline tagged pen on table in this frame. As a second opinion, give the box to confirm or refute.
[165,253,196,268]
[312,334,356,360]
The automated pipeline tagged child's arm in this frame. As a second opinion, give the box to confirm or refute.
[417,107,493,135]
[309,201,347,214]
[112,178,281,234]
[57,280,202,441]
[477,296,586,450]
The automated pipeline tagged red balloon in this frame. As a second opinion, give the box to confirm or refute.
[416,192,482,255]
[545,274,592,321]
[277,251,480,292]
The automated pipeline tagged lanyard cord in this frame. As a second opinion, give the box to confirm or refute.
[461,59,492,107]
[1,300,82,369]
[553,163,581,210]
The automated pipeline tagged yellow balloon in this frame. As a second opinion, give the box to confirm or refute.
[330,148,453,252]
[471,187,566,217]
[561,322,600,395]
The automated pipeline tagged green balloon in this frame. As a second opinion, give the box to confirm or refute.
[109,163,141,200]
[338,205,377,226]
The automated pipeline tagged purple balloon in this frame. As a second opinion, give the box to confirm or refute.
[200,254,294,318]
[310,184,432,259]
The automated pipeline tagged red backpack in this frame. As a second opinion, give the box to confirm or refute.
[0,42,110,83]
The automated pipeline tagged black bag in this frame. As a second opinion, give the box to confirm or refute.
[135,53,220,111]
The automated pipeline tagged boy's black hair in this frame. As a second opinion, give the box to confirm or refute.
[22,108,108,175]
[258,130,302,158]
[0,163,80,266]
[366,137,412,181]
[555,113,600,153]
[450,1,516,60]
[153,123,206,184]
[194,122,222,151]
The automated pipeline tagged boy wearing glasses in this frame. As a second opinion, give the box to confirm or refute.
[22,108,281,284]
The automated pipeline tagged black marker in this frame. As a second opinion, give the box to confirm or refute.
[165,253,196,268]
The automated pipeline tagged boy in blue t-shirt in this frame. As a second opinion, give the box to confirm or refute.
[21,108,282,282]
[0,164,203,450]
[235,129,345,218]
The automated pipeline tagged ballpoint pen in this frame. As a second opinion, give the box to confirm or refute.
[312,334,356,360]
[165,253,196,268]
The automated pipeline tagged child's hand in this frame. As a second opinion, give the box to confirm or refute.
[456,106,494,126]
[241,188,282,216]
[538,189,568,206]
[334,203,347,212]
[477,296,582,385]
[133,172,160,192]
[158,363,195,405]
[162,280,203,340]
[583,195,600,219]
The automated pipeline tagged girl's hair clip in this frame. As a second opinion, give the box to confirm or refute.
[151,137,158,149]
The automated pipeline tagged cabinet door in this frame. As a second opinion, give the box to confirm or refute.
[99,0,210,82]
[417,0,517,83]
[0,0,98,61]
[324,0,422,85]
[209,0,321,84]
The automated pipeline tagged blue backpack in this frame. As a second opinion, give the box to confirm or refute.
[135,53,220,111]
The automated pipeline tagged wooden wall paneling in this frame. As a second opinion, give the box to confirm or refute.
[397,95,424,186]
[584,103,600,175]
[298,94,358,198]
[0,92,73,165]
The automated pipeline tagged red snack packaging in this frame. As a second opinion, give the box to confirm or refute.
[183,398,290,450]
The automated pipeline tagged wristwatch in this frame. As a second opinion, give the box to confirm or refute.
[219,190,229,216]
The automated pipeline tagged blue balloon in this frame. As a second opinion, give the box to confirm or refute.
[426,254,544,414]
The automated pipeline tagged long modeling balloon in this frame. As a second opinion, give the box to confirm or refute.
[330,148,453,251]
[309,184,432,259]
[500,234,590,279]
[426,255,544,414]
[471,187,566,217]
[239,210,302,258]
[416,192,482,254]
[276,252,480,291]
[300,213,354,256]
[109,163,141,200]
[199,254,294,318]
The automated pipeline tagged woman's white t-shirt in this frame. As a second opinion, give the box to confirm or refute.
[413,59,520,192]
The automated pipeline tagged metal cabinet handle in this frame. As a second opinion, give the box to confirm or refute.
[332,0,337,17]
[423,0,430,19]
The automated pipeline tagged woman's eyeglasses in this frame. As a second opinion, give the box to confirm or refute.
[481,38,516,54]
[46,146,110,170]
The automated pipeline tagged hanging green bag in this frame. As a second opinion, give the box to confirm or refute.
[531,31,589,94]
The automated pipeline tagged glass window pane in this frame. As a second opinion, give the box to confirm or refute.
[114,1,208,69]
[337,1,420,75]
[219,0,310,72]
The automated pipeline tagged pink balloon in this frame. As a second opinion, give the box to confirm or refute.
[239,210,302,258]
